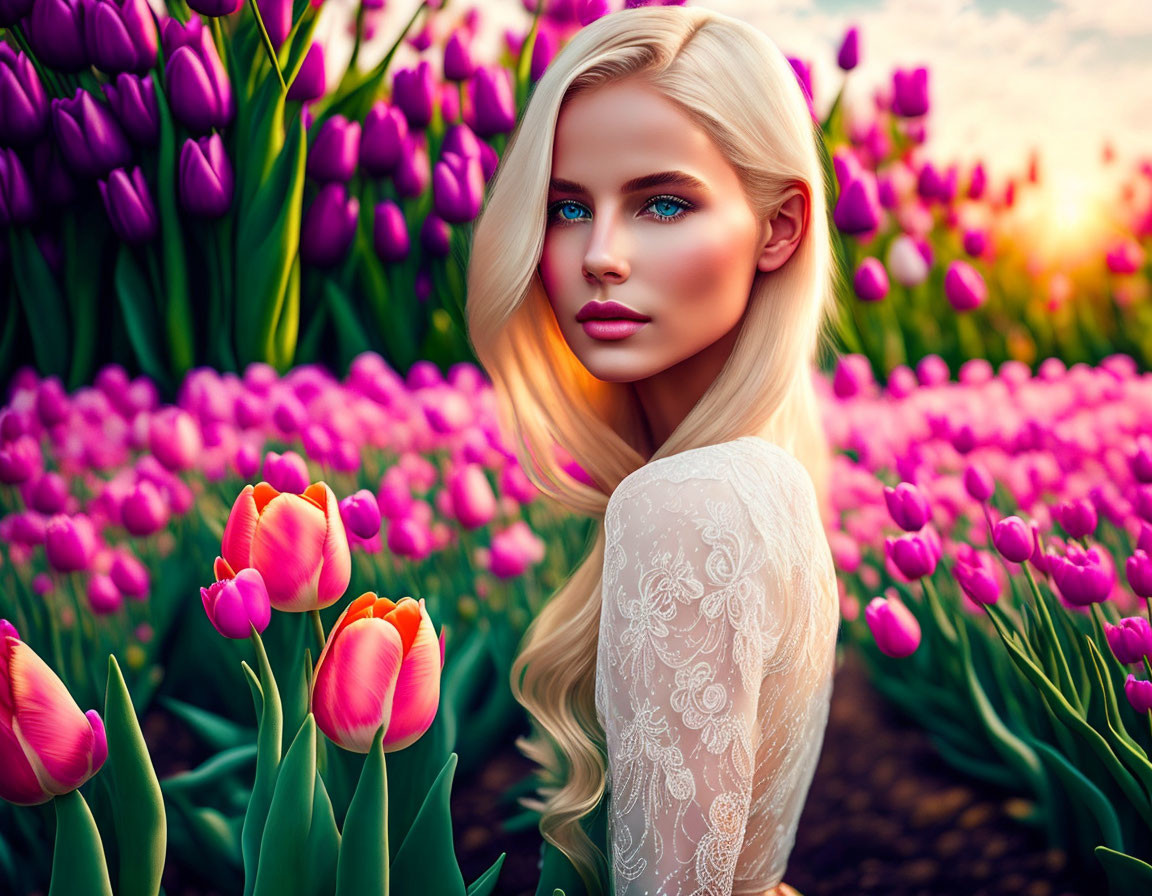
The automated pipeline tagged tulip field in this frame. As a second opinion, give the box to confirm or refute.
[1,0,1152,893]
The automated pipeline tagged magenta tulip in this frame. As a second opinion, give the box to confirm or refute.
[944,260,987,312]
[1106,617,1152,666]
[963,463,994,503]
[311,592,444,753]
[1126,550,1152,598]
[447,463,497,530]
[837,26,859,71]
[992,516,1032,564]
[1125,675,1152,714]
[339,489,382,540]
[853,257,888,302]
[865,596,920,658]
[221,482,351,611]
[201,563,271,639]
[883,482,930,532]
[0,621,108,805]
[953,558,1000,606]
[1049,544,1115,607]
[119,479,169,536]
[110,549,149,598]
[44,514,97,572]
[1054,498,1097,540]
[886,531,937,579]
[148,406,202,471]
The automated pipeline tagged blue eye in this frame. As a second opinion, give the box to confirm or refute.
[645,194,691,221]
[548,200,590,223]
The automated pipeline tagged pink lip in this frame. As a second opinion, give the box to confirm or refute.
[576,300,649,322]
[581,319,648,341]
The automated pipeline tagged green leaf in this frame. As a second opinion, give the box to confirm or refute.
[335,728,388,896]
[114,246,169,389]
[465,854,506,896]
[1095,846,1152,894]
[160,697,256,752]
[104,655,166,896]
[389,753,466,896]
[1030,738,1124,852]
[1083,638,1152,800]
[48,791,113,896]
[160,743,258,796]
[324,280,370,369]
[252,714,319,896]
[10,227,69,377]
[242,629,283,896]
[303,769,340,896]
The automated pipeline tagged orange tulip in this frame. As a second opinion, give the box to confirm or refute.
[221,481,351,612]
[311,593,444,753]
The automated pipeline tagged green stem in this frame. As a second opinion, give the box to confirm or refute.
[249,0,287,92]
[1022,562,1082,712]
[310,609,325,651]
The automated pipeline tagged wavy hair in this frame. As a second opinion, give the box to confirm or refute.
[465,7,838,893]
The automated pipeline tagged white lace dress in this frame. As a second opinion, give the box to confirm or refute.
[594,437,839,896]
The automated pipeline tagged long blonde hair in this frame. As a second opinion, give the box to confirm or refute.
[465,7,838,892]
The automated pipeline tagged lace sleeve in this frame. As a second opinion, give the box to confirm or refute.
[595,442,837,896]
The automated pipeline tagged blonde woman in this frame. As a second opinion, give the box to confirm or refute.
[466,7,840,895]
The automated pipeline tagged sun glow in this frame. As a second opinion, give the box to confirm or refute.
[1012,169,1116,267]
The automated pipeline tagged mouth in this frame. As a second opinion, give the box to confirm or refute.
[580,319,649,341]
[576,300,650,323]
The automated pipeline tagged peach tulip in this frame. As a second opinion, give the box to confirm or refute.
[0,620,108,805]
[311,593,444,753]
[221,481,351,611]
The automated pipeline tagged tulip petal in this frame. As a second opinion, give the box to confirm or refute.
[214,554,235,581]
[250,492,326,611]
[85,710,107,774]
[381,597,421,655]
[314,483,352,607]
[9,640,95,792]
[0,721,48,805]
[221,485,258,572]
[383,599,441,752]
[313,618,402,753]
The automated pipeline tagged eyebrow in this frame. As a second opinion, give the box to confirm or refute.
[548,170,710,196]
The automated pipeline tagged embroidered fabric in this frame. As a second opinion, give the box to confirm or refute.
[595,437,839,896]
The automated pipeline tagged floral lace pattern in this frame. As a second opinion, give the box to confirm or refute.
[595,438,839,896]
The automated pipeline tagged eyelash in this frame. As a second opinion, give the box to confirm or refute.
[545,194,695,225]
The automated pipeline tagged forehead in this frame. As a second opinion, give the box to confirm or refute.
[550,79,734,187]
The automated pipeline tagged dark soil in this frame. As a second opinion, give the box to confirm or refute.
[452,650,1100,896]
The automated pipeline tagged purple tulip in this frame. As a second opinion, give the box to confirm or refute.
[110,549,149,598]
[164,17,234,133]
[85,0,158,74]
[393,134,429,198]
[530,28,557,81]
[963,463,994,503]
[448,463,497,530]
[469,66,515,137]
[27,0,87,71]
[340,489,382,540]
[186,0,242,16]
[392,61,435,130]
[1053,498,1097,540]
[0,46,48,145]
[954,557,1000,606]
[865,596,920,658]
[44,514,97,572]
[360,102,407,176]
[1,511,48,545]
[831,354,872,400]
[201,567,271,639]
[179,134,233,218]
[148,406,202,471]
[1106,617,1152,665]
[837,26,859,71]
[102,73,158,145]
[1125,675,1152,714]
[968,163,986,200]
[99,166,157,243]
[307,115,361,183]
[944,260,987,312]
[787,56,814,107]
[387,514,432,560]
[1128,550,1152,598]
[52,89,132,177]
[120,479,169,535]
[962,228,987,258]
[991,515,1032,563]
[892,66,929,117]
[300,183,359,267]
[443,32,475,82]
[0,436,40,484]
[0,149,37,225]
[88,574,123,615]
[287,43,325,101]
[489,521,545,579]
[262,450,309,494]
[1049,544,1115,607]
[833,174,881,235]
[420,213,450,257]
[432,151,483,223]
[578,0,610,25]
[255,0,291,48]
[1129,436,1152,483]
[886,531,938,579]
[0,0,33,25]
[27,472,68,514]
[373,201,409,262]
[884,482,930,532]
[851,257,888,303]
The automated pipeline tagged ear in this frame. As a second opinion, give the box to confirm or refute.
[756,187,809,273]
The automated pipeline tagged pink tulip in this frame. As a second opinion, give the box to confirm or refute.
[864,596,920,658]
[885,530,938,579]
[262,450,310,494]
[489,521,546,579]
[148,406,202,471]
[883,482,930,532]
[311,592,444,753]
[963,463,994,502]
[339,489,382,540]
[1049,544,1115,607]
[1125,675,1152,714]
[0,620,108,805]
[447,463,497,530]
[1105,617,1152,665]
[991,515,1032,563]
[120,478,170,535]
[201,562,271,639]
[944,260,987,312]
[1126,550,1152,598]
[109,548,149,599]
[220,481,351,612]
[44,513,97,572]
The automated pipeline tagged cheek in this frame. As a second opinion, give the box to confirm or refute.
[656,222,755,299]
[538,234,572,306]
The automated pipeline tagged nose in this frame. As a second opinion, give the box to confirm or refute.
[581,215,630,284]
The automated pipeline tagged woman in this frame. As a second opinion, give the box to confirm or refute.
[466,7,840,895]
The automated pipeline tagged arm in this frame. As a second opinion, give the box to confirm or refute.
[597,465,769,896]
